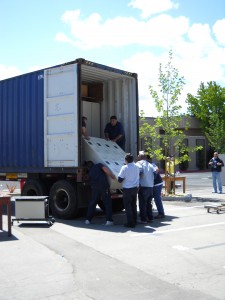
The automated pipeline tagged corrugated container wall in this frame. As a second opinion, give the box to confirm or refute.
[100,77,138,155]
[0,71,45,172]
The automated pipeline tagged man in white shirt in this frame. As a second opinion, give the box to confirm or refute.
[118,154,140,228]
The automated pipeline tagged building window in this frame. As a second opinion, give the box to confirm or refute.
[140,136,152,153]
[179,138,189,171]
[196,139,205,169]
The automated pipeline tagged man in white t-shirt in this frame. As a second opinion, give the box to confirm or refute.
[136,151,155,223]
[118,154,140,228]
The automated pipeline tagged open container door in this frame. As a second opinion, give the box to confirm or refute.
[44,63,79,168]
[79,61,139,157]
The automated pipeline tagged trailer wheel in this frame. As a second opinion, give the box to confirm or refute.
[21,179,47,196]
[49,180,78,219]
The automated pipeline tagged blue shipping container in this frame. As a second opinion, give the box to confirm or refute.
[0,71,45,172]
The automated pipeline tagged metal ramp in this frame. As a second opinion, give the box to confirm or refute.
[83,137,126,189]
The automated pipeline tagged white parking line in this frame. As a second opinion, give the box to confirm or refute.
[131,221,225,237]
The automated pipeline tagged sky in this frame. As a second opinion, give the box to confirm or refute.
[1,0,225,117]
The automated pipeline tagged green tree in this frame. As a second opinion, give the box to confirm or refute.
[186,81,225,153]
[186,81,225,128]
[140,50,201,167]
[205,110,225,153]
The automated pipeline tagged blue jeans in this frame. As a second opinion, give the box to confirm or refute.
[153,184,165,215]
[138,186,153,221]
[123,187,138,225]
[86,186,112,221]
[212,172,222,193]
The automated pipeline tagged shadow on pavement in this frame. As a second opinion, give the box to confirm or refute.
[0,232,18,242]
[54,209,179,234]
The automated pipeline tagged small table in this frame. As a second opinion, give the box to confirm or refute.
[162,176,186,193]
[0,196,11,237]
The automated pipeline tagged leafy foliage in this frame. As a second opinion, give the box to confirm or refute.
[204,110,225,153]
[186,81,225,127]
[186,81,225,153]
[140,50,202,165]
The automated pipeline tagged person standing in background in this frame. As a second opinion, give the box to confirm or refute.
[208,152,224,193]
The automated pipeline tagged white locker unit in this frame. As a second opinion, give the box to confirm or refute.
[82,101,101,137]
[83,136,125,190]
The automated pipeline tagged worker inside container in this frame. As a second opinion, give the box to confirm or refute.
[81,116,90,140]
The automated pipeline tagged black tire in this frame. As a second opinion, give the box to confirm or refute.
[21,179,47,196]
[49,180,78,219]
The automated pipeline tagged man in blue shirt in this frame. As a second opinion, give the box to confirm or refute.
[208,152,224,193]
[104,116,126,150]
[118,154,140,228]
[146,155,165,219]
[85,161,116,225]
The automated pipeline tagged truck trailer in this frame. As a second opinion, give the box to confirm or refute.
[0,58,139,219]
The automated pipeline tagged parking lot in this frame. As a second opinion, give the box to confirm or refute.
[1,172,225,299]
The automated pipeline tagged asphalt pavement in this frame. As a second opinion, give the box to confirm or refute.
[169,171,225,202]
[0,172,225,300]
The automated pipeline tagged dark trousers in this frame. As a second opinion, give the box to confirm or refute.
[86,186,112,221]
[138,187,153,221]
[153,184,164,215]
[123,187,138,226]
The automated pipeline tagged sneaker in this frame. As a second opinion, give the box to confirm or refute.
[104,221,114,226]
[218,191,222,194]
[85,219,91,225]
[212,191,217,193]
[154,214,165,219]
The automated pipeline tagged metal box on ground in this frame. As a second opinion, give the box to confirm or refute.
[12,196,55,225]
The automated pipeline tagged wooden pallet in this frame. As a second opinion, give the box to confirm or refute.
[204,203,225,214]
